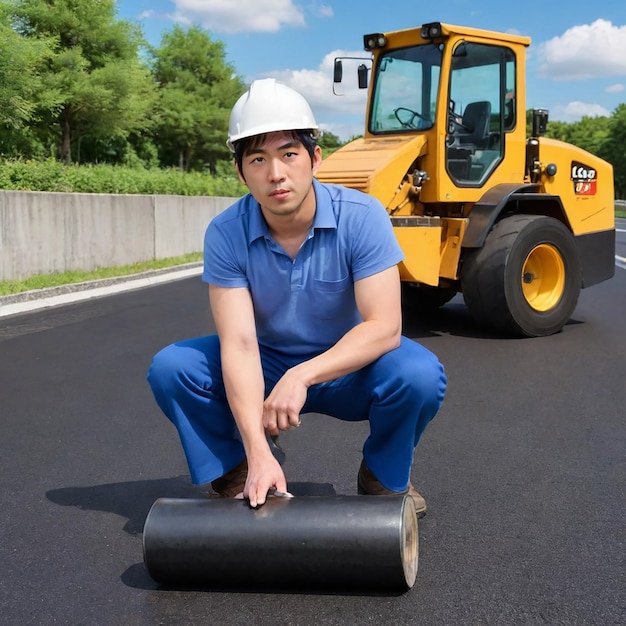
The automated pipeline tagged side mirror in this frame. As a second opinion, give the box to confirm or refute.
[358,64,368,89]
[333,59,343,84]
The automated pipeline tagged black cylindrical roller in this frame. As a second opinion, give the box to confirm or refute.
[143,495,418,590]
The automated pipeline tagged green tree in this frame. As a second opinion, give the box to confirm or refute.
[0,3,58,156]
[150,24,245,173]
[599,104,626,199]
[544,120,571,142]
[10,0,156,164]
[318,130,344,157]
[545,115,611,163]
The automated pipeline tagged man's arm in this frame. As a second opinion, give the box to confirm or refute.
[209,284,288,506]
[263,265,402,431]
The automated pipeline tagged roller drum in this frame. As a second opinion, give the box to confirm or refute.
[143,495,418,590]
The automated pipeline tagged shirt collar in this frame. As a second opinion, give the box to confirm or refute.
[247,178,337,245]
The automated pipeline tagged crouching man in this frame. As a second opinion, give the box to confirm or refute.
[147,79,447,515]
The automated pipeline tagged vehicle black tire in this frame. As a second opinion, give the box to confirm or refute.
[461,215,581,337]
[401,283,457,312]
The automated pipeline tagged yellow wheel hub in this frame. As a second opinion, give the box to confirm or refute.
[520,244,565,311]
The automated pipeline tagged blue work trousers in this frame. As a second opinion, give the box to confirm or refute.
[147,335,446,491]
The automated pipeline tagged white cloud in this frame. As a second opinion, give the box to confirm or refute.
[169,11,192,26]
[172,0,305,33]
[537,19,626,81]
[137,9,192,25]
[550,101,611,123]
[605,83,624,93]
[256,50,370,139]
[311,3,334,18]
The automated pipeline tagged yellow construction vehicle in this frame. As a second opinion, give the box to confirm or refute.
[316,22,615,336]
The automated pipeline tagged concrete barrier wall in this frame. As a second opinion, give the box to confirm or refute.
[0,190,237,281]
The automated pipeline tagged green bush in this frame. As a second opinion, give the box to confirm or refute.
[0,158,247,197]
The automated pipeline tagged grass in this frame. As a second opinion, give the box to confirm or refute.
[0,253,202,297]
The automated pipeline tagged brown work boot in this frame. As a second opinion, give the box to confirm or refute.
[210,458,248,497]
[357,460,427,517]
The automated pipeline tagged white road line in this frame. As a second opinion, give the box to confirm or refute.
[615,223,625,269]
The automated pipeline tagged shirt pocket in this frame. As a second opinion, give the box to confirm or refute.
[311,275,353,319]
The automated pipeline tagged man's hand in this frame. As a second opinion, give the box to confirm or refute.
[243,452,288,508]
[263,368,308,435]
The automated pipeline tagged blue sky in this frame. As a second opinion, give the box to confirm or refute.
[116,0,626,140]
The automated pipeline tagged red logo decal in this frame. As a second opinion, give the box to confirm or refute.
[571,162,597,196]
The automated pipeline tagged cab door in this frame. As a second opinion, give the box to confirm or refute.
[445,41,516,187]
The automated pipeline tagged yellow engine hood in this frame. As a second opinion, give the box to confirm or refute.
[316,135,427,209]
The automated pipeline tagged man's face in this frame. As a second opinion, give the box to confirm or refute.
[236,131,322,219]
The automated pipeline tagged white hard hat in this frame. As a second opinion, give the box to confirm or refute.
[227,78,319,151]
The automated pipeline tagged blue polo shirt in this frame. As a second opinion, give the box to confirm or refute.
[203,179,404,357]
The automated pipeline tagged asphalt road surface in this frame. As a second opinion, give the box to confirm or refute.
[1,254,625,625]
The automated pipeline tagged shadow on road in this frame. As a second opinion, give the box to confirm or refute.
[46,475,199,535]
[46,478,338,536]
[402,299,584,340]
